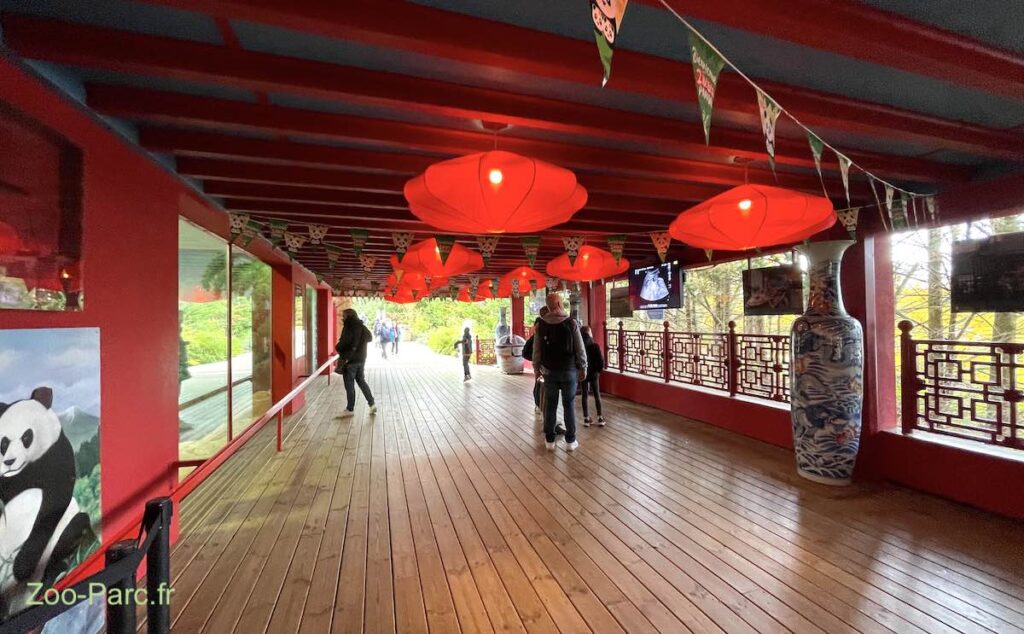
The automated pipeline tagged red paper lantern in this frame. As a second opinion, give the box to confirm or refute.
[497,266,547,298]
[546,245,629,282]
[457,282,494,303]
[384,286,421,304]
[389,238,484,277]
[404,151,588,234]
[385,272,448,292]
[669,184,836,251]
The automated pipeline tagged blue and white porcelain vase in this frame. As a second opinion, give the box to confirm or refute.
[790,240,864,485]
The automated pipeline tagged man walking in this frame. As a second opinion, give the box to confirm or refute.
[454,327,474,381]
[336,308,376,417]
[533,293,587,451]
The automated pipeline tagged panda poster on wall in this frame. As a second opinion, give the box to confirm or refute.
[0,328,101,621]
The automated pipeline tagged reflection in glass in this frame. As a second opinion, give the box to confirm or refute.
[295,285,306,360]
[231,247,272,432]
[306,286,318,373]
[178,220,229,465]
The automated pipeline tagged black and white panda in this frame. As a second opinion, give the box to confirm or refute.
[0,387,94,618]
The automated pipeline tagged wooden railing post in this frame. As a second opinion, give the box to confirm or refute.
[602,319,608,355]
[899,320,917,434]
[663,321,671,383]
[727,321,738,396]
[475,336,481,364]
[617,320,626,373]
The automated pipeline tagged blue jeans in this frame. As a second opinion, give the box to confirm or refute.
[342,362,374,411]
[543,368,578,443]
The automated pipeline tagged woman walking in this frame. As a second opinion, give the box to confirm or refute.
[580,326,606,427]
[454,327,474,381]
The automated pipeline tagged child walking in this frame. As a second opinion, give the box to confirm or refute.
[580,326,606,426]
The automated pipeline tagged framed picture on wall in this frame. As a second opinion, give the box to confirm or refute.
[952,232,1024,313]
[0,103,84,311]
[742,265,804,316]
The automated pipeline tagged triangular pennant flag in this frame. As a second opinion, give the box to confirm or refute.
[529,278,538,291]
[836,208,860,238]
[756,90,782,173]
[392,232,414,263]
[468,275,480,299]
[867,177,890,233]
[325,244,341,269]
[436,236,456,265]
[607,234,627,265]
[448,282,459,301]
[268,220,289,248]
[689,32,726,144]
[925,196,938,222]
[511,277,521,299]
[521,236,541,268]
[590,0,630,87]
[837,153,853,206]
[228,212,250,237]
[284,231,307,253]
[308,224,329,245]
[359,254,377,273]
[239,220,262,247]
[351,229,369,257]
[807,131,828,197]
[649,231,671,263]
[891,192,909,231]
[884,183,896,222]
[491,277,501,296]
[562,236,586,267]
[476,236,500,265]
[704,248,714,262]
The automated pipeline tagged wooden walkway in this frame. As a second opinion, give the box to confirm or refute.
[157,347,1024,633]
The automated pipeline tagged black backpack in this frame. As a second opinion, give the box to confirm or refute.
[539,319,575,370]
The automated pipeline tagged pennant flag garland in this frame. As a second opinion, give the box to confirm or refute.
[268,220,289,248]
[392,232,414,263]
[590,0,630,87]
[837,153,853,206]
[284,231,307,253]
[491,277,501,296]
[469,275,480,299]
[521,236,541,267]
[689,33,726,144]
[607,234,627,265]
[867,177,890,233]
[756,90,782,173]
[239,220,262,247]
[704,248,714,262]
[308,224,329,245]
[925,196,938,222]
[351,229,369,257]
[228,212,250,237]
[436,235,456,265]
[891,192,910,231]
[649,231,671,263]
[325,244,342,269]
[562,236,586,266]
[359,254,377,273]
[476,236,500,265]
[836,207,860,238]
[807,132,828,197]
[511,277,521,299]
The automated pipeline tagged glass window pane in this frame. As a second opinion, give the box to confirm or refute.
[294,285,306,360]
[231,246,272,432]
[178,219,229,465]
[306,286,318,373]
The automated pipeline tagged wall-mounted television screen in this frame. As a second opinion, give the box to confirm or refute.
[609,285,633,318]
[742,265,804,315]
[629,261,683,311]
[952,232,1024,313]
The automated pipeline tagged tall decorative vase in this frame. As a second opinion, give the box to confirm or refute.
[790,240,864,485]
[495,307,510,341]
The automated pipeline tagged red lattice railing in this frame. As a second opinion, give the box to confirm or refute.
[899,321,1024,448]
[606,320,790,404]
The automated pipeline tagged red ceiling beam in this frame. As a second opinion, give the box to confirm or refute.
[2,15,974,181]
[90,85,862,196]
[146,129,726,201]
[131,0,1024,160]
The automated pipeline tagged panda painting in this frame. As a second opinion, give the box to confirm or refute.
[0,387,95,618]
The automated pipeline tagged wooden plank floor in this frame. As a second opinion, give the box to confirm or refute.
[160,344,1024,633]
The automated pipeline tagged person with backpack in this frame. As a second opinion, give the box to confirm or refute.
[454,327,474,381]
[533,293,587,451]
[335,308,376,418]
[579,325,606,427]
[391,322,401,355]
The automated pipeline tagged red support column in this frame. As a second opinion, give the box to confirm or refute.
[511,295,525,338]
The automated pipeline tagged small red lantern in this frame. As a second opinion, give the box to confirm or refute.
[669,184,836,251]
[546,245,629,282]
[457,283,494,303]
[384,286,421,304]
[497,266,547,298]
[385,272,448,292]
[404,151,588,234]
[389,238,484,277]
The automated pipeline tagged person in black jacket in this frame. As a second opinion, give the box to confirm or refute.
[580,326,606,426]
[454,327,473,381]
[521,306,549,413]
[335,308,376,417]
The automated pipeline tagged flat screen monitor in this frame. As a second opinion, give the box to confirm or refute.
[629,261,683,311]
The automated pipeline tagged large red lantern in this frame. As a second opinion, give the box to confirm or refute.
[546,245,629,282]
[498,266,547,298]
[403,151,588,234]
[669,184,835,251]
[389,238,484,277]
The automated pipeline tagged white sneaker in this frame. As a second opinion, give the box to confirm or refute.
[545,441,556,451]
[564,440,579,452]
[369,405,377,415]
[338,410,354,419]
